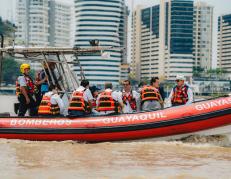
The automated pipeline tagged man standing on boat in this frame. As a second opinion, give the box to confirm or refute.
[119,80,140,113]
[140,77,163,111]
[169,74,193,107]
[16,64,38,116]
[96,83,124,115]
[68,79,94,117]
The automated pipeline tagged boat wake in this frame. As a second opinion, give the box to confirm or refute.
[179,134,231,147]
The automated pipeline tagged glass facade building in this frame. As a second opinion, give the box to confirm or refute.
[218,14,231,77]
[131,0,213,81]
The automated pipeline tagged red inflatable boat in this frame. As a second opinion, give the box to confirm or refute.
[0,96,231,142]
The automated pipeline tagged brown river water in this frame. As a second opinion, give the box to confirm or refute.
[0,95,231,179]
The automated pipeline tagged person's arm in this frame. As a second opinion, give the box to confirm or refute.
[18,76,30,104]
[116,92,124,109]
[167,89,174,107]
[55,96,65,114]
[134,91,141,112]
[86,89,94,111]
[35,75,48,85]
[186,88,194,105]
[20,86,30,104]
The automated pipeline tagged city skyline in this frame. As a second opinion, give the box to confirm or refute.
[0,0,231,68]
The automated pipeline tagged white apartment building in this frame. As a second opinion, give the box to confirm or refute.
[193,1,213,71]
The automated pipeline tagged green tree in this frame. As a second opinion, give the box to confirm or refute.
[0,17,15,37]
[193,67,204,77]
[2,57,20,85]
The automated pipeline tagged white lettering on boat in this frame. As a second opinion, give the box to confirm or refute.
[195,99,231,111]
[103,112,167,124]
[10,119,72,126]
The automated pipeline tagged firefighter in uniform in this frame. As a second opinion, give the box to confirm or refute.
[169,74,193,107]
[96,83,124,115]
[16,63,38,116]
[68,80,94,117]
[38,86,64,116]
[140,77,163,111]
[120,80,140,113]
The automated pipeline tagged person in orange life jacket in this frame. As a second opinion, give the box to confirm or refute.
[16,63,38,117]
[96,83,124,115]
[138,81,147,93]
[68,79,94,117]
[89,85,101,115]
[140,77,163,111]
[151,77,166,101]
[119,80,140,113]
[168,74,193,107]
[38,86,65,116]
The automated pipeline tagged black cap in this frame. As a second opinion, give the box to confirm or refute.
[89,86,100,94]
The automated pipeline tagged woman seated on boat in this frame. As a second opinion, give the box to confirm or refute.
[119,80,140,113]
[96,83,124,115]
[140,77,163,111]
[38,86,65,116]
[68,79,94,117]
[168,74,193,107]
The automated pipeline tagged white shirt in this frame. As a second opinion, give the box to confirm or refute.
[44,91,65,114]
[96,89,123,114]
[18,76,27,87]
[168,85,194,106]
[74,86,93,102]
[119,90,140,113]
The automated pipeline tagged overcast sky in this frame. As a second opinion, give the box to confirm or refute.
[0,0,231,67]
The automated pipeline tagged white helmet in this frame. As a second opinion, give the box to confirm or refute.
[176,74,185,81]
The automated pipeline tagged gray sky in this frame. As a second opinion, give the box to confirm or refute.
[0,0,231,67]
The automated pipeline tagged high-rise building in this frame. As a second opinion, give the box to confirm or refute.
[16,0,50,46]
[74,0,128,86]
[49,0,71,47]
[15,0,71,47]
[131,0,213,81]
[15,0,71,71]
[218,14,231,77]
[193,2,213,71]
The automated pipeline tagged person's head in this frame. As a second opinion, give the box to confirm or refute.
[138,81,147,88]
[89,86,100,98]
[20,63,30,75]
[122,80,131,91]
[150,77,160,88]
[80,79,90,88]
[175,74,185,87]
[105,82,113,90]
[50,85,58,94]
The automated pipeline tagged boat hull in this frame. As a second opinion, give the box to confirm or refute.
[0,97,231,142]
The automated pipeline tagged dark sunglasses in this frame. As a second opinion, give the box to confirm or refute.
[176,80,181,82]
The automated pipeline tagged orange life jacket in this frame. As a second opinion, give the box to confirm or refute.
[97,91,119,112]
[122,91,136,110]
[16,75,36,96]
[68,89,90,113]
[171,85,189,105]
[38,95,60,115]
[140,86,161,102]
